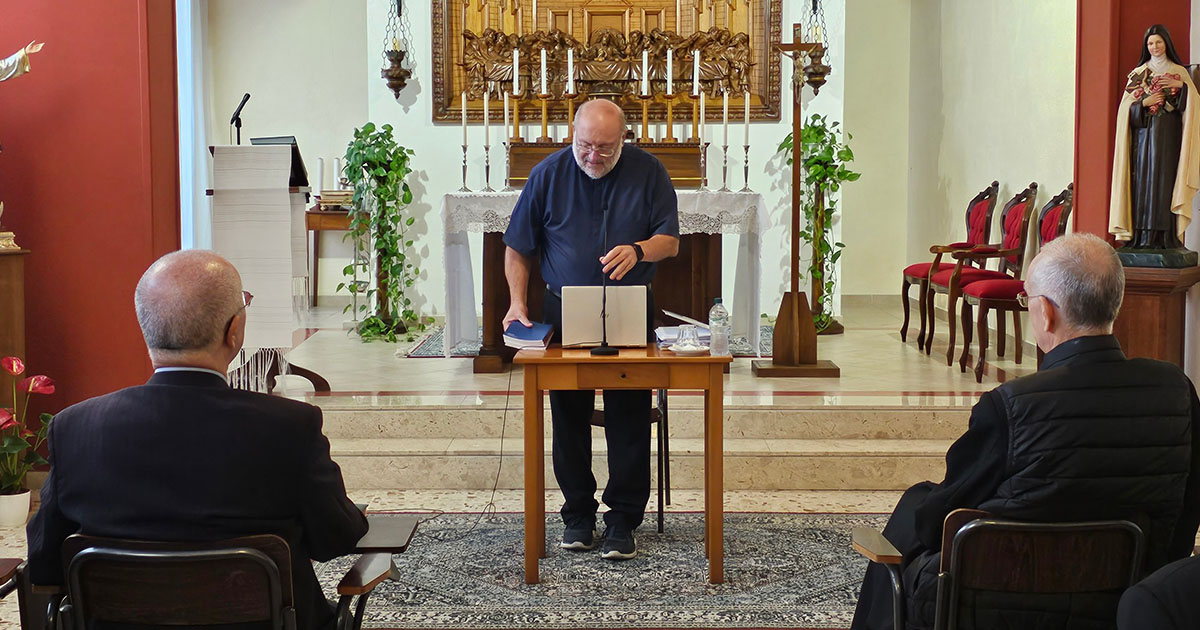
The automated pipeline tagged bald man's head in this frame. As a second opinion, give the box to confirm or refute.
[135,250,244,355]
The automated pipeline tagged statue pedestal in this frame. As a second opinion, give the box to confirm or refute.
[1116,247,1198,268]
[1112,265,1200,366]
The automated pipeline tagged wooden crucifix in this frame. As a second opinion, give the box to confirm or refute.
[752,23,839,377]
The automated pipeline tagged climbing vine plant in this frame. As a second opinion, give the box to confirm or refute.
[339,122,431,341]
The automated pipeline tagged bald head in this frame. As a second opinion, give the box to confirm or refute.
[135,250,244,359]
[575,98,627,136]
[1025,233,1124,331]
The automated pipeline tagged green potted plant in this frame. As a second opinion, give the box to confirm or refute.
[0,356,55,526]
[339,122,432,341]
[779,115,860,333]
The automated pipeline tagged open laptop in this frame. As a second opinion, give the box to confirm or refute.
[561,285,648,348]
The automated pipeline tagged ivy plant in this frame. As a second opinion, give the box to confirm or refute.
[339,122,432,341]
[779,115,860,332]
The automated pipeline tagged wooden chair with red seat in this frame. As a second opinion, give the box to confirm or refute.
[924,182,1039,366]
[900,181,1000,347]
[957,184,1073,382]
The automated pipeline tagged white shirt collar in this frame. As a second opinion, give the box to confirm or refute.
[153,366,230,381]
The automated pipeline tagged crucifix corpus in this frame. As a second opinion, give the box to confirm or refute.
[752,23,840,378]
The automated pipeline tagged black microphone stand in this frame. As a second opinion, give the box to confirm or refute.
[230,93,250,146]
[592,203,619,356]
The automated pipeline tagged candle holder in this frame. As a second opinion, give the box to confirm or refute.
[664,94,677,143]
[639,93,653,143]
[502,141,514,191]
[537,93,553,143]
[719,144,731,192]
[511,91,525,143]
[699,142,710,191]
[688,93,702,142]
[740,144,753,192]
[482,142,495,192]
[564,92,578,143]
[458,144,471,192]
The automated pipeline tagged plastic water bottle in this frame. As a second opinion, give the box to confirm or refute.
[708,298,730,356]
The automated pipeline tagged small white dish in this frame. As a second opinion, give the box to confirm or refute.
[668,344,710,356]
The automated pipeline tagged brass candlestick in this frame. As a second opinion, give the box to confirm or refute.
[740,144,752,192]
[537,93,552,143]
[565,93,578,142]
[459,144,471,192]
[639,93,652,142]
[664,94,677,143]
[511,91,525,142]
[688,93,701,142]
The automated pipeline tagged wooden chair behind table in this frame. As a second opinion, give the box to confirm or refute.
[900,180,1000,348]
[925,182,1039,366]
[2,534,399,630]
[958,184,1073,382]
[852,508,1145,630]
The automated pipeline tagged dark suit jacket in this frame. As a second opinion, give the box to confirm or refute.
[1118,554,1200,630]
[26,369,368,630]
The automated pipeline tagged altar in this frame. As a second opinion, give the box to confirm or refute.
[442,189,766,370]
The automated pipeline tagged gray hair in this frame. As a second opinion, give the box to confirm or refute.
[575,98,628,132]
[1026,233,1124,329]
[134,250,243,352]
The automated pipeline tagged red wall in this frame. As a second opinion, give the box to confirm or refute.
[0,2,179,407]
[1075,0,1191,237]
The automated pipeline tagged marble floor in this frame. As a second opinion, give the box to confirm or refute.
[0,297,1035,626]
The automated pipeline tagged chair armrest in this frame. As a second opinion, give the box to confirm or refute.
[929,244,975,254]
[951,247,1018,261]
[336,552,393,596]
[0,558,19,585]
[355,514,419,553]
[851,528,903,564]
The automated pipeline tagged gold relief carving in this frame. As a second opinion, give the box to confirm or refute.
[432,0,781,122]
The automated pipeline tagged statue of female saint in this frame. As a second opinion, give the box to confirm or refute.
[1109,25,1200,251]
[1,40,43,82]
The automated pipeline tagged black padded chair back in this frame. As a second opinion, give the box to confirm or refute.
[59,534,296,630]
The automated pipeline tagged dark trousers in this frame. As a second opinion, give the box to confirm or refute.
[543,287,654,532]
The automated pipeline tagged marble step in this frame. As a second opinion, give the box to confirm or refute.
[319,406,971,441]
[330,436,952,491]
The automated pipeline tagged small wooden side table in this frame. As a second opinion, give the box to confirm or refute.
[514,345,731,584]
[305,209,351,307]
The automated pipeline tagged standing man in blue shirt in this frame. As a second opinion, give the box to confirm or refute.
[502,98,680,560]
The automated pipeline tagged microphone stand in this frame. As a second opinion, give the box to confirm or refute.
[592,203,619,356]
[230,93,251,146]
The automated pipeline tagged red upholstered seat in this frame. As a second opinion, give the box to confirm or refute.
[904,262,955,278]
[963,278,1024,299]
[930,267,1010,287]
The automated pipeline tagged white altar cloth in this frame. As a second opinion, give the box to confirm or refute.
[442,190,767,356]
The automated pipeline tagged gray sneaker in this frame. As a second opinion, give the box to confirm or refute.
[561,526,598,550]
[600,528,637,560]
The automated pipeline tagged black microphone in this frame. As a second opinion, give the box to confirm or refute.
[230,93,250,145]
[592,203,619,356]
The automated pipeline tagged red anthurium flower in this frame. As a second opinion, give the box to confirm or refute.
[19,375,55,395]
[0,409,15,431]
[1,356,24,376]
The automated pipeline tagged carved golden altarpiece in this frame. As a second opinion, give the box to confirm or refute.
[431,0,783,123]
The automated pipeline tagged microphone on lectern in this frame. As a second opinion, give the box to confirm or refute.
[230,93,251,145]
[592,203,619,356]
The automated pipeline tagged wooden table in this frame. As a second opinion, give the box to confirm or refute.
[305,209,351,307]
[514,345,731,584]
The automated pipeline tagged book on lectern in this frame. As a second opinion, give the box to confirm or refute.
[504,321,553,349]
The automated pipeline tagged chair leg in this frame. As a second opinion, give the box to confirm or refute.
[975,305,990,383]
[886,564,906,630]
[660,391,670,508]
[959,301,973,373]
[924,287,937,355]
[917,279,930,349]
[656,390,665,534]
[1013,309,1024,364]
[945,289,959,366]
[997,308,1007,357]
[901,279,911,342]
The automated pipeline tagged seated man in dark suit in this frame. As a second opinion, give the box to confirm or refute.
[852,233,1200,630]
[1118,554,1200,629]
[26,250,367,630]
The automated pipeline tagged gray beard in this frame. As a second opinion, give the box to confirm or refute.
[574,144,623,179]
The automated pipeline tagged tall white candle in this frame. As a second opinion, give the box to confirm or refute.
[744,90,750,142]
[666,48,674,95]
[722,90,729,145]
[540,49,547,95]
[504,92,511,140]
[461,91,468,145]
[693,52,700,96]
[483,86,490,145]
[334,158,342,189]
[512,49,520,94]
[641,49,650,96]
[567,49,575,94]
[316,157,325,191]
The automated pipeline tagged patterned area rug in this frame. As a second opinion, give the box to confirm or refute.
[314,512,884,629]
[407,326,774,358]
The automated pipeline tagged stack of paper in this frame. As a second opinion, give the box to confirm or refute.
[504,321,554,349]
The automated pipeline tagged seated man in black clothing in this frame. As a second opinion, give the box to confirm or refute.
[1118,554,1200,629]
[26,250,367,630]
[851,233,1200,630]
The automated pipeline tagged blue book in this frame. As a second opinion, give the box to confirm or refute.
[504,321,554,349]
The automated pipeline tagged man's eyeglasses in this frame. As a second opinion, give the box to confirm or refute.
[224,290,254,337]
[573,140,619,158]
[1016,291,1056,309]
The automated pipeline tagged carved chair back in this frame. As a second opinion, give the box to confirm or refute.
[995,182,1039,278]
[1037,183,1074,247]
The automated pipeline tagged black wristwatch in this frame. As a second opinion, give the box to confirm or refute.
[631,243,645,261]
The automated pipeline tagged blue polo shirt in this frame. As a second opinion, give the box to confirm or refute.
[503,144,679,292]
